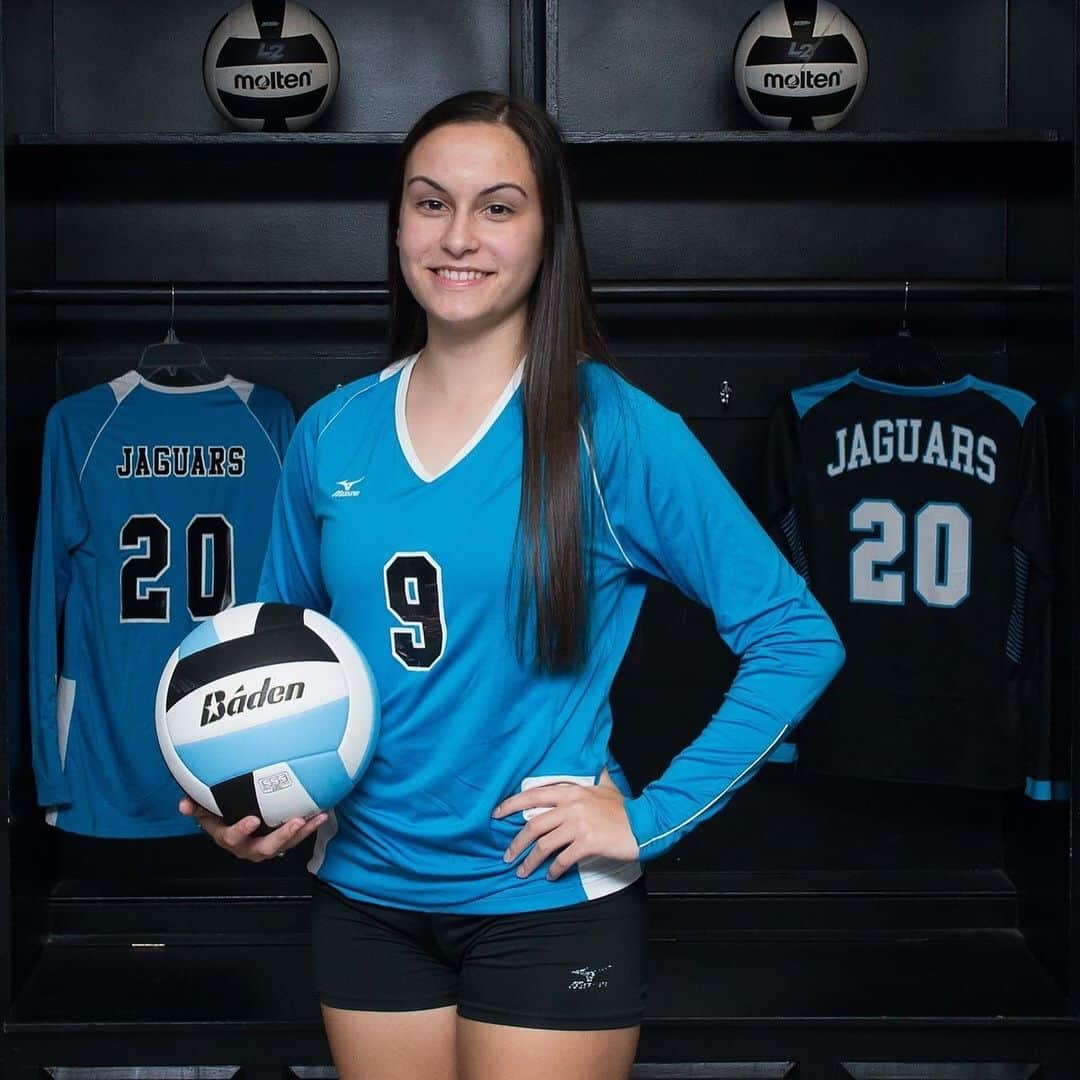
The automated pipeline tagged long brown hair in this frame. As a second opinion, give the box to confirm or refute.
[386,91,614,672]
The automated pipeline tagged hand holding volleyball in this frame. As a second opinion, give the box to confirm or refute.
[156,602,379,830]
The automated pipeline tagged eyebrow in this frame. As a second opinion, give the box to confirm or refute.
[406,175,528,199]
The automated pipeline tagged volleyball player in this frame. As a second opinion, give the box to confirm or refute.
[181,90,845,1080]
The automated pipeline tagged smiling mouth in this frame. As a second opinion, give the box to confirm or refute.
[430,268,495,283]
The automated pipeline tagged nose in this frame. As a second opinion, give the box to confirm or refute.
[441,209,479,259]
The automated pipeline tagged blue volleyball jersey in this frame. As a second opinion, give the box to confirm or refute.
[30,372,295,837]
[259,354,844,914]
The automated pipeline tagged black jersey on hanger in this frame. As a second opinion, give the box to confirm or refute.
[762,368,1061,798]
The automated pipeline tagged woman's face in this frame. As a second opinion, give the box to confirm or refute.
[396,121,544,337]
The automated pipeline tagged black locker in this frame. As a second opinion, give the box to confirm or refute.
[2,1,1079,1076]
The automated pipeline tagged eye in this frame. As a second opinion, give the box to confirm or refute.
[484,203,514,217]
[417,198,446,212]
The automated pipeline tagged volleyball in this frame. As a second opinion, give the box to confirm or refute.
[156,603,378,828]
[733,1,868,131]
[203,1,340,132]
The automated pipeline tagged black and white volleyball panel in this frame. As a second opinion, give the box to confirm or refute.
[733,0,867,131]
[203,1,340,132]
[156,602,378,828]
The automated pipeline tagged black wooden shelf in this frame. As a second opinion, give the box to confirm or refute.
[8,131,407,147]
[561,129,1068,145]
[41,869,1021,938]
[8,279,1073,306]
[6,128,1068,148]
[5,931,1072,1030]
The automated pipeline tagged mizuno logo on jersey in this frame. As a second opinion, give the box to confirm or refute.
[200,676,305,726]
[826,419,998,485]
[116,445,246,479]
[332,477,365,498]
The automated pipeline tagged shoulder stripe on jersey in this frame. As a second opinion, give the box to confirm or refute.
[229,382,284,469]
[791,371,858,419]
[636,722,791,854]
[109,371,141,403]
[380,355,411,382]
[968,377,1035,425]
[578,424,635,570]
[79,377,140,483]
[319,356,417,443]
[227,375,255,405]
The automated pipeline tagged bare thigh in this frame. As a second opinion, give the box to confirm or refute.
[322,1003,459,1080]
[456,1016,639,1080]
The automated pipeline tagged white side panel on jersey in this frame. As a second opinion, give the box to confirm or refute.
[252,762,321,827]
[167,659,348,748]
[519,774,643,898]
[56,676,76,768]
[519,774,596,821]
[577,854,642,901]
[304,609,379,777]
[307,808,339,875]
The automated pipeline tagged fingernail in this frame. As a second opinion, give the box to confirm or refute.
[503,849,512,862]
[516,866,526,877]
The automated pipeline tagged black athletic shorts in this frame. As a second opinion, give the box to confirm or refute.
[310,873,649,1030]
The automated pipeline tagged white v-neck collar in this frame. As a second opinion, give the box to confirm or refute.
[395,350,524,483]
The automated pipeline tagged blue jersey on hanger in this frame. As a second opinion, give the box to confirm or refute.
[30,372,295,838]
[259,354,844,914]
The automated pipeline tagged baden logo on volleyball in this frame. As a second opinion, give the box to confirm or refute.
[199,676,307,726]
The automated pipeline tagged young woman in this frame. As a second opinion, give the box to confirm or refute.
[181,90,845,1080]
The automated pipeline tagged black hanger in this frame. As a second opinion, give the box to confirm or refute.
[862,281,948,386]
[136,285,220,386]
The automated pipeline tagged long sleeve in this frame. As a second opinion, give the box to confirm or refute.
[757,394,815,765]
[29,407,90,807]
[257,406,331,613]
[1005,405,1062,801]
[590,376,845,861]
